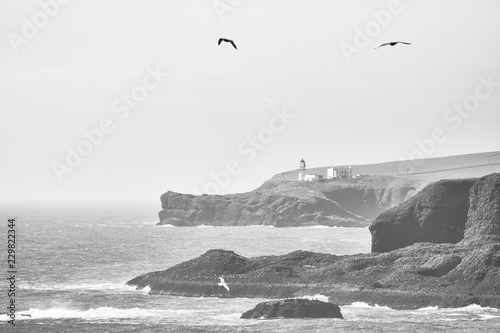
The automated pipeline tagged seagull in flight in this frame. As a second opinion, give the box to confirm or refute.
[218,276,230,291]
[218,38,237,50]
[375,41,412,49]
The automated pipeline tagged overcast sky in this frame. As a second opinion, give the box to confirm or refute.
[1,0,499,202]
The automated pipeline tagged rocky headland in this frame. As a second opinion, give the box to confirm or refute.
[157,176,425,227]
[129,173,500,309]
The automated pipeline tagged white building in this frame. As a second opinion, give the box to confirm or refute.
[297,159,352,181]
[302,174,323,181]
[327,166,352,179]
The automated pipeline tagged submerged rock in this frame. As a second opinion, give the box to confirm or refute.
[241,299,343,319]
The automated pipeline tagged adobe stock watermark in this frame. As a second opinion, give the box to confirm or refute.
[339,0,408,63]
[193,106,295,194]
[7,0,72,54]
[398,74,500,174]
[51,65,169,182]
[213,0,244,21]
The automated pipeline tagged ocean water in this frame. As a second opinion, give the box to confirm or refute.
[1,201,500,332]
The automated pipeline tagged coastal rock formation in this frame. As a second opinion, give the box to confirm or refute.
[128,174,500,309]
[464,173,500,242]
[369,179,474,253]
[240,299,343,319]
[157,176,424,227]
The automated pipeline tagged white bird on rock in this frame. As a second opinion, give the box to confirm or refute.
[218,276,229,291]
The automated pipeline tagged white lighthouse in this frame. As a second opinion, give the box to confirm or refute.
[299,158,306,170]
[298,158,306,181]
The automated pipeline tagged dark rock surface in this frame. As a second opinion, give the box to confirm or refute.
[129,173,500,309]
[240,299,343,319]
[369,179,474,253]
[464,173,500,242]
[157,176,423,227]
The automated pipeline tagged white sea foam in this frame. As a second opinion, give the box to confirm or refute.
[416,304,499,312]
[299,294,330,302]
[157,224,175,227]
[480,314,500,320]
[306,225,332,229]
[248,224,275,228]
[348,302,392,310]
[416,306,439,311]
[460,304,499,311]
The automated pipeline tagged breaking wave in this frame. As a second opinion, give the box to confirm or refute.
[347,302,392,309]
[299,294,330,302]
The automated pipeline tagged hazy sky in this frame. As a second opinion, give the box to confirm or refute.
[1,0,500,201]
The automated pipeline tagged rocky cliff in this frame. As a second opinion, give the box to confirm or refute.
[369,179,474,253]
[158,176,424,227]
[464,173,500,242]
[129,174,500,309]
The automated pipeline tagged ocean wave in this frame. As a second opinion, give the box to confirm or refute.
[157,224,175,227]
[480,314,500,320]
[299,294,330,302]
[20,282,144,292]
[3,306,211,320]
[460,304,499,311]
[347,302,500,314]
[305,225,333,229]
[248,224,275,228]
[416,304,499,312]
[415,306,439,311]
[347,302,392,310]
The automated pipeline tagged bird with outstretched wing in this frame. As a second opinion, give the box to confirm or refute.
[375,41,412,49]
[218,276,230,291]
[218,38,237,50]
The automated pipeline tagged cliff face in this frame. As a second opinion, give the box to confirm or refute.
[129,174,500,309]
[370,174,500,253]
[158,176,424,227]
[369,179,474,253]
[464,173,500,242]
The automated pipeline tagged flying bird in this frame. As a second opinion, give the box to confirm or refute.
[375,41,412,49]
[218,276,230,291]
[218,38,237,50]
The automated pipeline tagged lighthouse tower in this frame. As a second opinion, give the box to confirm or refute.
[298,158,306,181]
[299,158,306,170]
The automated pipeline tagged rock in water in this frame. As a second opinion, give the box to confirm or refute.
[241,299,343,319]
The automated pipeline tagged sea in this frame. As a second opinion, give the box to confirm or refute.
[1,201,499,332]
